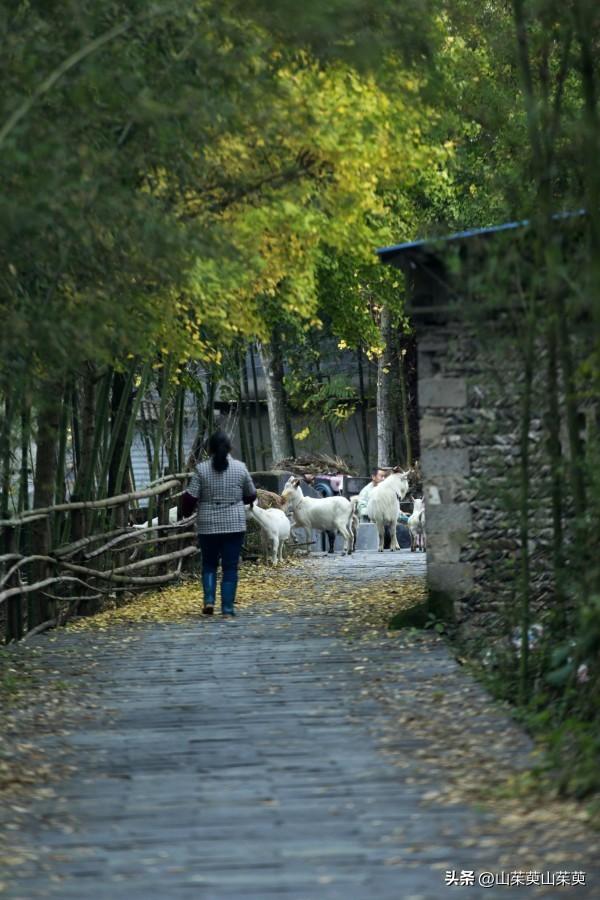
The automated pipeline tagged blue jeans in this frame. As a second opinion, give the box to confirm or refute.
[198,532,245,614]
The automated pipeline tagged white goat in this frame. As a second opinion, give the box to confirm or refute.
[367,470,410,552]
[133,506,179,529]
[246,502,291,565]
[281,477,354,555]
[408,497,426,552]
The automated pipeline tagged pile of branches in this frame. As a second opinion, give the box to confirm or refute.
[256,488,286,509]
[273,453,356,476]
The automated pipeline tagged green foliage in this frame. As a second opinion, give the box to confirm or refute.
[0,0,453,404]
[1,0,599,806]
[317,251,409,353]
[287,371,357,424]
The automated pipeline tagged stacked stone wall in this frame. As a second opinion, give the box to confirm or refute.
[417,319,557,646]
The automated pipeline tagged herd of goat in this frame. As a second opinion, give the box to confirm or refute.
[253,470,426,565]
[134,470,427,566]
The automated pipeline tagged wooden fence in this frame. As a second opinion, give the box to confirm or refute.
[0,474,197,643]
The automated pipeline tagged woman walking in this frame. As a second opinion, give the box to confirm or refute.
[182,431,256,618]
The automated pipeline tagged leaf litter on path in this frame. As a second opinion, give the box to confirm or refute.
[2,556,599,888]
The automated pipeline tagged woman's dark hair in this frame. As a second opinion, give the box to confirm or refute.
[208,430,232,472]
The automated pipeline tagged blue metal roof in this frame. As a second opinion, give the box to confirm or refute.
[376,209,585,264]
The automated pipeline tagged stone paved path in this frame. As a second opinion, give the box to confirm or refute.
[2,551,599,899]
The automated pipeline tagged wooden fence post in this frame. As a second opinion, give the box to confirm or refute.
[3,525,24,643]
[70,506,86,544]
[157,492,171,575]
[114,500,129,571]
[28,514,52,628]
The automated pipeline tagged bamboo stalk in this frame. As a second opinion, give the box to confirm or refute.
[18,398,31,513]
[139,401,155,476]
[176,387,185,472]
[3,525,23,642]
[148,361,172,523]
[72,363,96,501]
[168,382,185,474]
[97,366,136,500]
[1,395,14,519]
[74,371,111,497]
[54,383,70,507]
[82,367,112,501]
[250,343,268,469]
[71,383,81,481]
[31,381,63,626]
[152,361,171,483]
[241,349,257,469]
[113,360,152,497]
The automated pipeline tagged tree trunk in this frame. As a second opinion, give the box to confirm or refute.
[258,337,294,464]
[376,306,394,467]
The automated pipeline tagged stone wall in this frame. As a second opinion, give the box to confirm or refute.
[407,264,557,641]
[416,323,476,619]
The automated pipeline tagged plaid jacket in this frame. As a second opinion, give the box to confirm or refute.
[186,457,256,535]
